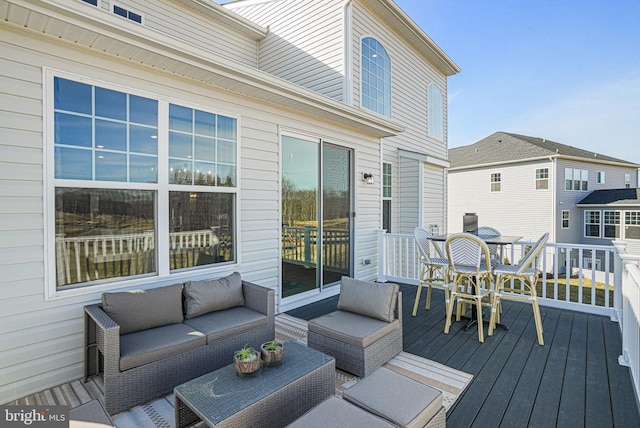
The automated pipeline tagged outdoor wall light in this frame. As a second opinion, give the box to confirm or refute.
[362,172,374,184]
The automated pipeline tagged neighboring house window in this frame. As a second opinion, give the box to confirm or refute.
[596,171,605,184]
[361,37,391,117]
[113,4,143,23]
[565,168,588,191]
[584,210,600,237]
[562,210,570,229]
[81,0,98,5]
[625,211,640,239]
[604,210,620,238]
[51,75,237,291]
[382,163,392,232]
[625,174,631,188]
[535,168,549,190]
[427,84,444,141]
[490,173,501,192]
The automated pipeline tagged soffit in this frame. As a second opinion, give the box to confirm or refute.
[2,0,403,138]
[362,0,460,76]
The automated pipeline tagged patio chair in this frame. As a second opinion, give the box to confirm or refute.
[444,232,496,343]
[478,226,501,262]
[412,227,450,315]
[489,232,549,345]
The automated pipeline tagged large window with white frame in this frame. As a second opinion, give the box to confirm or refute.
[427,84,444,141]
[603,210,620,238]
[49,73,237,291]
[626,211,640,239]
[565,168,588,191]
[361,37,391,117]
[584,210,600,237]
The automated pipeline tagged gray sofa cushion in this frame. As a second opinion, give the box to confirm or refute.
[343,367,443,428]
[102,284,184,335]
[287,396,395,428]
[119,323,206,371]
[308,310,400,348]
[183,306,268,343]
[183,272,245,319]
[337,277,399,322]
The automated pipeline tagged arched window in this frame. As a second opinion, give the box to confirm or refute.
[427,83,444,141]
[361,37,391,117]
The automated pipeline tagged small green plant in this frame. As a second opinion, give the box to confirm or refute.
[262,339,282,351]
[234,345,257,361]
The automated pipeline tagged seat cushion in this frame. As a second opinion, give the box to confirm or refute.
[183,306,268,343]
[69,399,114,427]
[102,283,184,334]
[308,310,400,348]
[119,323,206,371]
[343,367,443,428]
[337,277,399,322]
[183,272,244,319]
[286,396,395,428]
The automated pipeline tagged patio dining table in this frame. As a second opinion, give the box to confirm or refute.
[430,233,522,332]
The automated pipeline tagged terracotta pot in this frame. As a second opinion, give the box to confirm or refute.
[234,350,261,374]
[261,342,284,365]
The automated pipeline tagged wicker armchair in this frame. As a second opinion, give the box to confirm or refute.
[412,227,450,315]
[308,277,402,377]
[489,233,549,345]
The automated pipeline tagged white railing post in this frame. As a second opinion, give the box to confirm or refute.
[612,240,628,323]
[617,255,640,409]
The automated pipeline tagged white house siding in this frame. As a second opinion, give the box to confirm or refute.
[448,160,554,242]
[351,1,449,236]
[0,21,383,404]
[226,0,346,101]
[423,163,446,234]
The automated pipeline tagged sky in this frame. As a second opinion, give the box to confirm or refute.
[393,0,640,163]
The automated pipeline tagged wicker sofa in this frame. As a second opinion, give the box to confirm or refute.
[83,272,274,415]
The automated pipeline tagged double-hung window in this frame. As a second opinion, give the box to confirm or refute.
[382,163,392,232]
[584,210,600,237]
[562,210,570,229]
[626,211,640,239]
[490,173,501,192]
[565,168,588,191]
[625,174,631,188]
[535,168,549,190]
[49,73,237,292]
[603,211,620,238]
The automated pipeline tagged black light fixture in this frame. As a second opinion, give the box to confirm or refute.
[362,172,374,184]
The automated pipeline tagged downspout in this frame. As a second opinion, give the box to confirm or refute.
[550,156,556,242]
[343,0,355,106]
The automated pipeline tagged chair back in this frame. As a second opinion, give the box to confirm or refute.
[478,226,501,259]
[445,232,492,272]
[414,227,444,262]
[516,233,549,275]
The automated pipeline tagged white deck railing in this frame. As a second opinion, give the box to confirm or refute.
[613,241,640,407]
[378,231,640,406]
[378,231,617,316]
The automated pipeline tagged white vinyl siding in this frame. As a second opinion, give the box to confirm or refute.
[398,157,420,234]
[423,163,446,235]
[226,0,345,101]
[0,23,384,404]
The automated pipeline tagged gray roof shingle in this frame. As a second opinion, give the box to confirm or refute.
[448,132,636,169]
[578,188,640,206]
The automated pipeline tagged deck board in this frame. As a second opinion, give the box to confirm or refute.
[288,283,640,427]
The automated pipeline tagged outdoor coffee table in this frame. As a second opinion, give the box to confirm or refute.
[174,341,335,427]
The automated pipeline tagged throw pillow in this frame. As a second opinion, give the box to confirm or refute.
[183,271,244,319]
[337,276,399,322]
[102,283,184,335]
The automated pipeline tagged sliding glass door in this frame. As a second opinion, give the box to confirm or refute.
[281,136,352,298]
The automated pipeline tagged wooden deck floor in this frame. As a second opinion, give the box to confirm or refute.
[287,283,640,428]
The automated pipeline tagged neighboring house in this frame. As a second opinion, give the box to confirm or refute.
[0,0,458,403]
[577,188,640,257]
[448,132,640,244]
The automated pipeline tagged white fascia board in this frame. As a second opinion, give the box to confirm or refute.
[398,149,449,168]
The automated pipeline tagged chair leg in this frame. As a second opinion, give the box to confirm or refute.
[444,293,456,334]
[425,283,433,310]
[412,282,423,316]
[532,298,544,346]
[475,299,484,343]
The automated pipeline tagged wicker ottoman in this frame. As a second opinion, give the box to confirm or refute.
[286,396,395,428]
[343,367,445,428]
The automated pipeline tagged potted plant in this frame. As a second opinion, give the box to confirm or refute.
[260,339,284,366]
[234,345,261,374]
